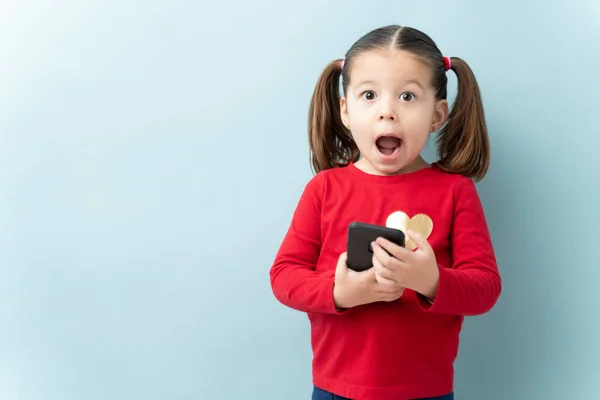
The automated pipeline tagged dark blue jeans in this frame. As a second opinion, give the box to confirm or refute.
[312,386,454,400]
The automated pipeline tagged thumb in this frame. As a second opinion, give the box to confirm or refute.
[335,252,348,278]
[364,265,377,282]
[407,229,431,252]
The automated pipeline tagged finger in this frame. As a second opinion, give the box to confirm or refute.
[362,265,378,282]
[375,270,396,287]
[375,237,411,261]
[349,260,377,282]
[374,259,405,295]
[373,257,397,287]
[373,256,396,281]
[383,288,405,302]
[335,252,348,278]
[406,229,432,253]
[372,242,407,272]
[337,252,348,269]
[371,241,397,267]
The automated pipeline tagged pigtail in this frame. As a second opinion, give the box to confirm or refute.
[308,59,359,174]
[436,57,490,182]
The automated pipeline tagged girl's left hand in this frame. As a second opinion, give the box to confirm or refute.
[371,229,440,300]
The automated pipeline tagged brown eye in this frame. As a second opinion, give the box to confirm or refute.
[401,92,415,101]
[362,91,376,101]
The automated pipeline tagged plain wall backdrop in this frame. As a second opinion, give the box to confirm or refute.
[1,0,599,399]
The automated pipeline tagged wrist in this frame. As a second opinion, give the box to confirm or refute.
[333,283,352,309]
[420,265,440,299]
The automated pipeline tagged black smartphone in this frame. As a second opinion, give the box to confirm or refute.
[346,221,406,272]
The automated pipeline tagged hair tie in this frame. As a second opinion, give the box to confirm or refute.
[341,59,345,70]
[443,56,452,71]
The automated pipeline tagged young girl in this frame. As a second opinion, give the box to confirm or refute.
[270,25,501,400]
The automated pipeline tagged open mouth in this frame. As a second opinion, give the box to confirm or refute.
[376,135,402,156]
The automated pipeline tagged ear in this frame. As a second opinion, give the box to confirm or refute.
[340,97,350,129]
[430,99,448,133]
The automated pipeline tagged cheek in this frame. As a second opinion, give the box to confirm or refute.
[347,102,366,120]
[350,129,371,148]
[402,115,433,145]
[347,108,371,134]
[406,108,435,131]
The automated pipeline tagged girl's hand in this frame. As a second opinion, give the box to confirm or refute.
[371,229,440,301]
[333,252,405,309]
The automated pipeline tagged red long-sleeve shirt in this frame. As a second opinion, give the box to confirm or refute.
[270,162,501,400]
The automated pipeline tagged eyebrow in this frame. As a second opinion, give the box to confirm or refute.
[403,79,425,90]
[354,79,425,90]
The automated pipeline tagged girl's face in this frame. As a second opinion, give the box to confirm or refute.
[340,49,448,176]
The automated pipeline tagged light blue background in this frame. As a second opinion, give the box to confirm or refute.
[1,1,598,399]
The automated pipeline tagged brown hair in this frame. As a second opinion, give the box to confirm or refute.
[307,25,490,181]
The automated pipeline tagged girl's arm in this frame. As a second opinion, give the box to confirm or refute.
[418,177,502,316]
[269,175,342,315]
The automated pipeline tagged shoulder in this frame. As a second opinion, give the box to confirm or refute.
[427,164,469,187]
[296,166,355,208]
[298,168,337,199]
[428,164,481,204]
[429,163,476,188]
[306,165,352,189]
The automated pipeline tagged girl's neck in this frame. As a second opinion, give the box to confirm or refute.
[355,155,430,176]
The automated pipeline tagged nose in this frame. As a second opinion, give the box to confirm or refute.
[378,98,397,121]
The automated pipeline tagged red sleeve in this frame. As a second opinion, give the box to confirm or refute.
[269,174,342,315]
[418,177,502,315]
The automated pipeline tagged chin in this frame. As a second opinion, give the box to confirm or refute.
[376,163,407,176]
[363,156,407,176]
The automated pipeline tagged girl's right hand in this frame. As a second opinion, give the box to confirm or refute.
[333,252,405,309]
